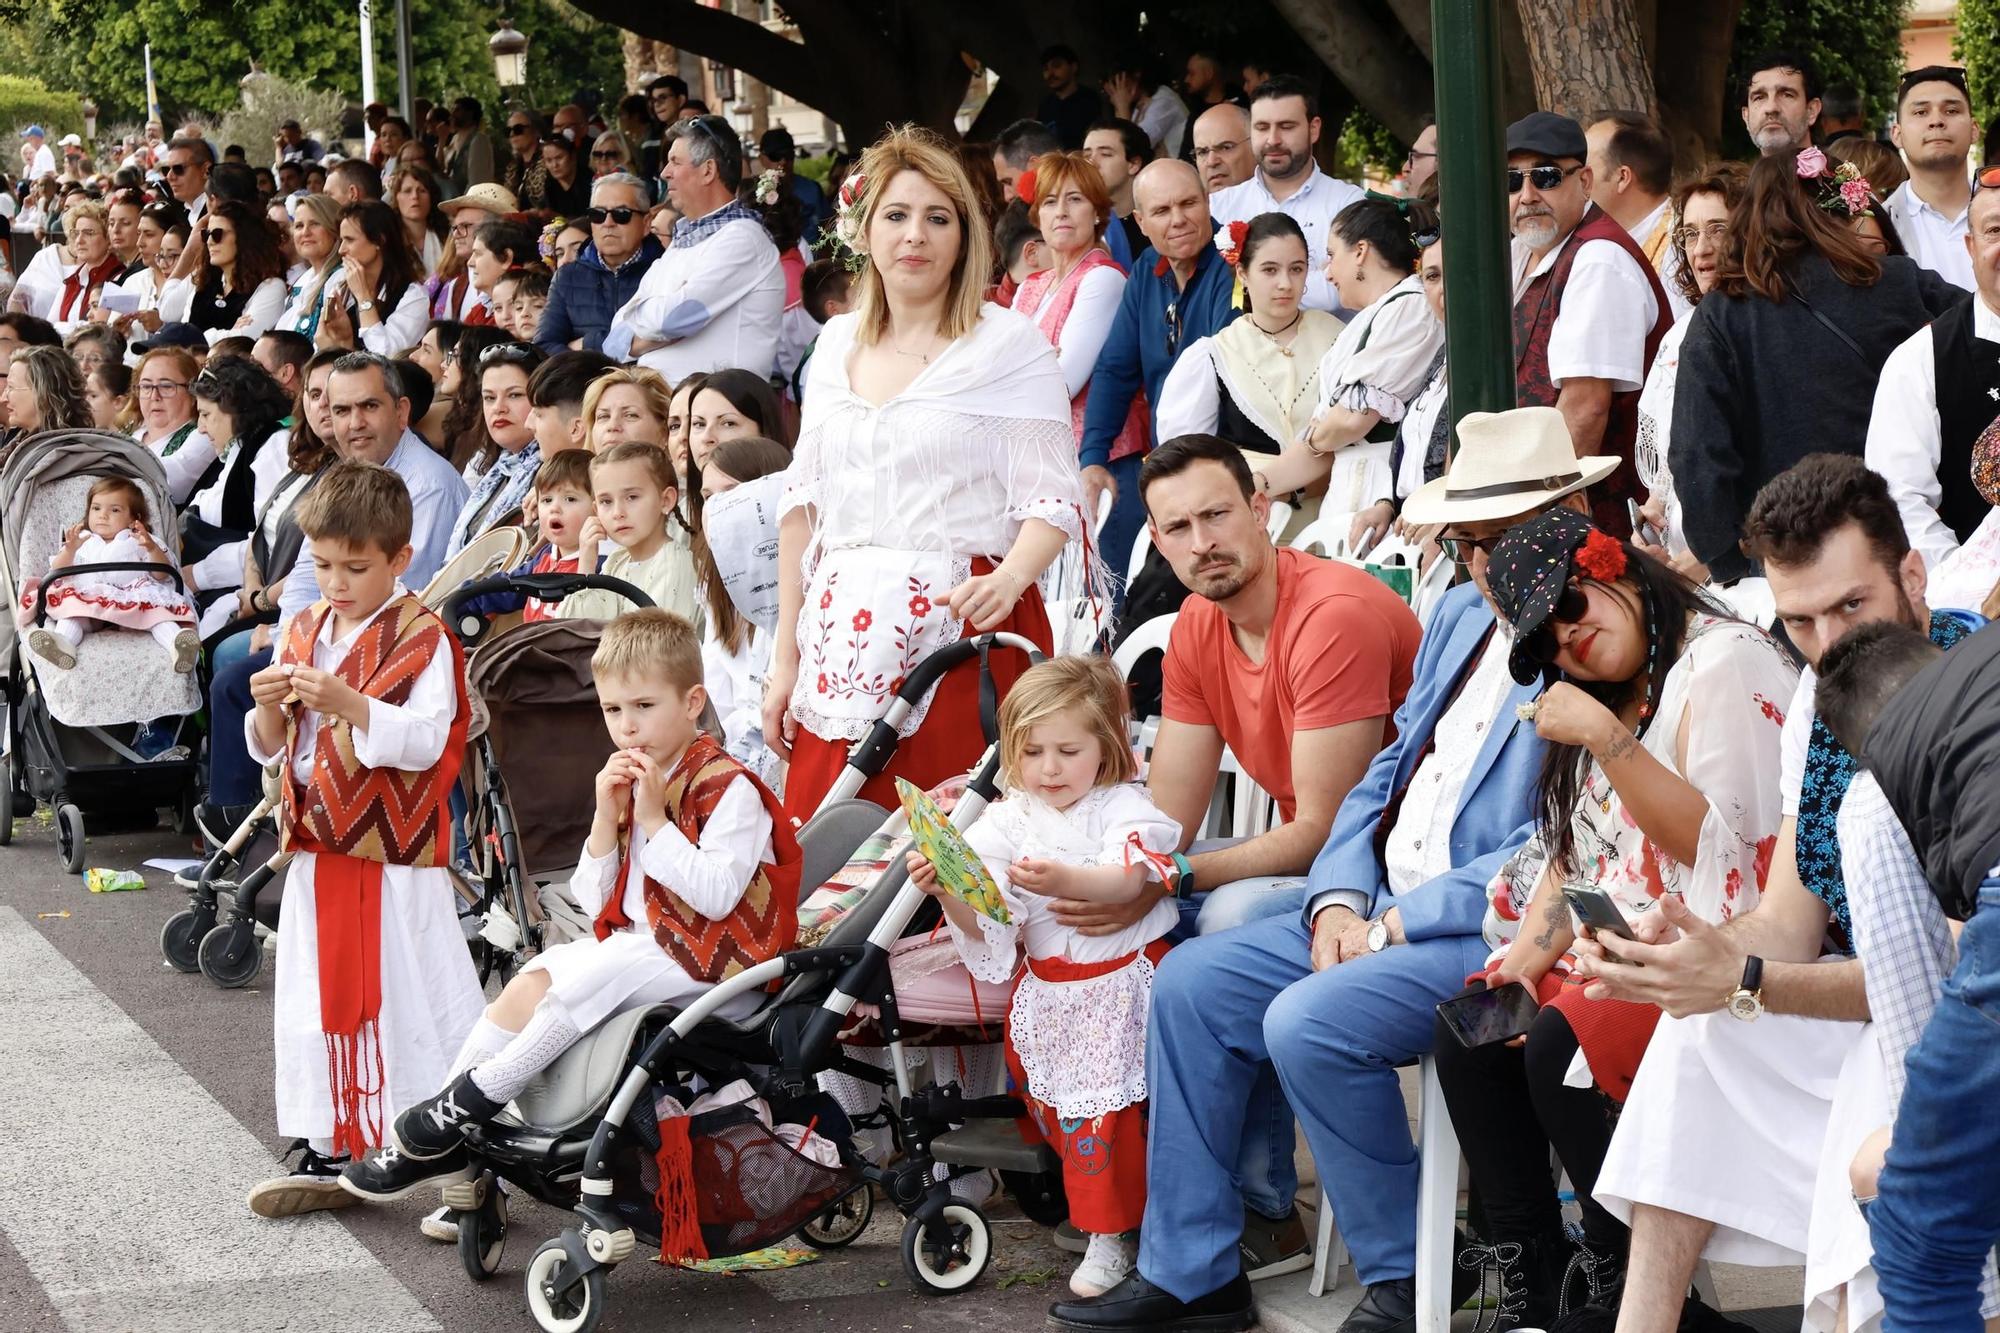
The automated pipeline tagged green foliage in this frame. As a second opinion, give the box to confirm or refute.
[0,74,84,142]
[796,154,835,187]
[219,72,348,161]
[1730,0,1910,139]
[1330,107,1404,182]
[1958,0,2000,128]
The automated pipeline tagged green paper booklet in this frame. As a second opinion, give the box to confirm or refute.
[895,777,1010,923]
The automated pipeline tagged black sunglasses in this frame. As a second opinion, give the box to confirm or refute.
[162,163,193,177]
[477,342,539,368]
[587,206,638,225]
[1524,582,1593,665]
[1506,164,1582,194]
[506,124,534,137]
[590,150,623,161]
[202,228,230,244]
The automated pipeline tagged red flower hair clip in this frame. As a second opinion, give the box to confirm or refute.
[1016,167,1039,205]
[1575,529,1628,583]
[1218,219,1250,268]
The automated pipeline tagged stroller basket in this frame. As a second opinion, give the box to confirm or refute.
[613,1102,858,1257]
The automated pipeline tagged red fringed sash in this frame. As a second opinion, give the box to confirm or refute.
[653,1114,708,1264]
[317,854,387,1159]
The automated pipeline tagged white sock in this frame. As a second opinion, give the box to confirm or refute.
[449,1016,515,1082]
[51,619,85,647]
[468,996,582,1104]
[150,621,187,652]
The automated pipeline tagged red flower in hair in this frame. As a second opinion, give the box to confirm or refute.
[1575,530,1628,583]
[1016,167,1038,204]
[1220,219,1250,267]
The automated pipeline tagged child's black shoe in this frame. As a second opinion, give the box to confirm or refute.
[391,1072,503,1159]
[339,1143,472,1201]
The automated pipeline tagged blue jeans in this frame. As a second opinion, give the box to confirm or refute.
[1140,912,1491,1299]
[210,626,258,680]
[208,645,273,807]
[1870,884,2000,1331]
[1098,453,1147,609]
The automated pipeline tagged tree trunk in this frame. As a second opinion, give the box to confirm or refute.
[1649,0,1746,160]
[1265,0,1436,142]
[621,34,674,94]
[1514,0,1657,118]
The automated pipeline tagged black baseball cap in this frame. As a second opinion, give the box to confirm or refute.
[133,323,208,353]
[1505,111,1588,162]
[757,127,795,161]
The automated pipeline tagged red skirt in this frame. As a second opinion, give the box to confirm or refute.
[782,571,1052,824]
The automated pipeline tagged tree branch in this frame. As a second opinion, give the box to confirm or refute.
[568,0,830,110]
[1266,0,1435,141]
[1382,0,1433,57]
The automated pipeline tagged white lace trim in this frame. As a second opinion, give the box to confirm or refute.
[1009,953,1154,1121]
[788,548,972,742]
[1326,380,1410,424]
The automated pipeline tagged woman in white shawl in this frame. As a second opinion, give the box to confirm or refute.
[1154,212,1343,532]
[763,126,1093,822]
[1256,195,1444,549]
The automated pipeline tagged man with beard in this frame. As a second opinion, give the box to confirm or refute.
[1049,416,1582,1333]
[1742,49,1822,156]
[1882,65,1976,292]
[1507,111,1670,536]
[1569,454,1977,1333]
[1207,75,1363,312]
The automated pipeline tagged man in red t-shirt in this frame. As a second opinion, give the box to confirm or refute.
[1138,434,1420,936]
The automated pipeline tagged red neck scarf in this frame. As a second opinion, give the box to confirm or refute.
[58,254,123,322]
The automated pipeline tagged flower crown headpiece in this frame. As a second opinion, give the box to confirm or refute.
[537,216,569,264]
[815,169,869,273]
[754,167,783,209]
[1795,146,1877,218]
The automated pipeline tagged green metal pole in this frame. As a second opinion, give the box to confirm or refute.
[1431,0,1515,457]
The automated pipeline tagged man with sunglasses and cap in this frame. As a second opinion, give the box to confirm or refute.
[1508,110,1671,537]
[1882,66,1977,293]
[1053,406,1607,1333]
[603,115,783,383]
[534,172,661,355]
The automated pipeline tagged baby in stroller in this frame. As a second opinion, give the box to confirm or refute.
[904,655,1182,1299]
[26,477,199,672]
[340,607,803,1204]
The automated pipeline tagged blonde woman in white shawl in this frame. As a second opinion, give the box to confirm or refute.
[762,125,1095,824]
[274,193,346,342]
[1155,213,1342,540]
[1256,195,1444,552]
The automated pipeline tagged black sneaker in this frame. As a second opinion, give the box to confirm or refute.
[247,1139,360,1218]
[1336,1278,1415,1333]
[195,801,255,848]
[340,1142,472,1202]
[392,1072,504,1159]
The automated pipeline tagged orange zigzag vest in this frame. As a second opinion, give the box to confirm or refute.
[592,733,801,983]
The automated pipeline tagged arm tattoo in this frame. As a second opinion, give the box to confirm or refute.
[1600,733,1637,762]
[1532,891,1572,950]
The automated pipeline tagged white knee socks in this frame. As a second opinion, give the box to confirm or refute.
[468,996,583,1104]
[448,1017,515,1082]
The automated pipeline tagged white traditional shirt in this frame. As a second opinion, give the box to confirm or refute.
[157,273,290,345]
[603,205,784,383]
[1384,623,1514,895]
[781,305,1087,742]
[1863,295,2000,570]
[1309,272,1444,514]
[1155,309,1345,451]
[1634,312,1697,556]
[1511,231,1659,392]
[1208,163,1367,312]
[187,426,294,592]
[1883,179,1974,292]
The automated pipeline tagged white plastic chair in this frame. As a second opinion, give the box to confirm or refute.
[1289,510,1359,559]
[1266,498,1294,542]
[1112,612,1177,774]
[1708,575,1775,627]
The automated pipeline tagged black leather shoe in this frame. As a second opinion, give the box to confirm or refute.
[1047,1271,1255,1331]
[1337,1278,1416,1333]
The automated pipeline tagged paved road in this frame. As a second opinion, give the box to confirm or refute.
[0,809,1073,1333]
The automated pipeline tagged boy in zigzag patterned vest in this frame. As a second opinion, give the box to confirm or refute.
[245,460,487,1220]
[340,607,802,1216]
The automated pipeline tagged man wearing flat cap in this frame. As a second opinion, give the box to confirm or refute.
[1507,110,1673,537]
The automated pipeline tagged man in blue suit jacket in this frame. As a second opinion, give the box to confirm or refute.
[1053,407,1625,1333]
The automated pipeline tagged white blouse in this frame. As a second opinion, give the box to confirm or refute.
[1310,273,1444,514]
[1634,313,1694,556]
[158,274,290,345]
[1014,262,1125,398]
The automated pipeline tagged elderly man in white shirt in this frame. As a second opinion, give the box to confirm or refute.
[1206,75,1363,314]
[602,115,782,381]
[1881,66,1977,293]
[1864,179,2000,571]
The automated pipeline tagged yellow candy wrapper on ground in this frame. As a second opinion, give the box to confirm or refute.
[895,777,1009,923]
[86,868,146,893]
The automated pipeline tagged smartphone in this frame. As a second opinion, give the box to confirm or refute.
[1436,981,1540,1049]
[1626,499,1664,548]
[1563,886,1636,941]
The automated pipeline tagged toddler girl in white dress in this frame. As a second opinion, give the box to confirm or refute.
[25,476,198,672]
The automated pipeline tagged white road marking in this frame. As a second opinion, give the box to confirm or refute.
[0,907,441,1332]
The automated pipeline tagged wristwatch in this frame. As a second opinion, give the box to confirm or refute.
[1727,955,1765,1021]
[1169,852,1196,900]
[1366,919,1390,953]
[356,299,376,313]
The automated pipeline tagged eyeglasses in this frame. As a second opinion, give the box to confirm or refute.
[1506,164,1582,194]
[202,229,230,244]
[1406,148,1437,165]
[507,124,534,137]
[1672,220,1729,249]
[193,368,221,394]
[162,163,194,177]
[136,380,188,397]
[587,206,638,225]
[590,150,624,162]
[1438,532,1502,563]
[1193,140,1241,163]
[1524,581,1594,665]
[1412,222,1442,249]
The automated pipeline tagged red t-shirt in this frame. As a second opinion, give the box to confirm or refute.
[1160,546,1420,823]
[522,547,580,622]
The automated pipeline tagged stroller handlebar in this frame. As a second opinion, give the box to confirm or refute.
[29,561,188,626]
[893,630,1046,705]
[442,571,655,641]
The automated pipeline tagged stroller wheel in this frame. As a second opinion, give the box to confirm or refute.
[160,906,213,973]
[1000,1167,1069,1227]
[55,803,84,874]
[800,1185,873,1249]
[197,920,265,989]
[900,1201,991,1295]
[170,788,197,836]
[455,1175,508,1281]
[525,1237,604,1333]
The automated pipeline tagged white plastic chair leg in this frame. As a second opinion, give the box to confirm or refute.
[1414,1055,1461,1333]
[1691,1258,1719,1306]
[1309,1183,1348,1296]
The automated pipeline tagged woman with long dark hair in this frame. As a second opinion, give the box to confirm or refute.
[683,366,790,472]
[1430,506,1798,1323]
[1670,149,1960,583]
[690,433,793,781]
[158,198,290,344]
[391,165,447,274]
[439,323,518,470]
[444,339,548,557]
[315,200,429,356]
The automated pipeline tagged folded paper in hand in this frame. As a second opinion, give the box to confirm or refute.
[896,777,1009,923]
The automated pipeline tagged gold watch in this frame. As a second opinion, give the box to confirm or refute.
[1726,955,1764,1021]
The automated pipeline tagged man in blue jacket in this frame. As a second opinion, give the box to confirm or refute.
[534,172,662,355]
[1052,407,1619,1333]
[1081,157,1237,577]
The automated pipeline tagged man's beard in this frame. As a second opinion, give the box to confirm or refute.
[1262,147,1308,181]
[1514,210,1559,250]
[1906,143,1966,173]
[1751,119,1800,152]
[1187,553,1252,601]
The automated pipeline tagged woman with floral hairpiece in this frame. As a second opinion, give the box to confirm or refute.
[1251,193,1443,552]
[1429,506,1798,1323]
[1669,149,1960,585]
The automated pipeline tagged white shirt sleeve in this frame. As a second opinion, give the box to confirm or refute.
[157,276,195,324]
[1089,784,1184,877]
[221,277,288,343]
[944,815,1026,984]
[158,430,218,506]
[350,636,459,772]
[1546,239,1659,392]
[632,773,775,921]
[1154,338,1221,442]
[356,283,430,357]
[1865,327,1958,571]
[1778,669,1817,819]
[1051,266,1125,399]
[567,843,619,917]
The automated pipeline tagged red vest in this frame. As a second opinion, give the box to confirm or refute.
[1512,206,1673,536]
[1016,250,1152,463]
[592,734,801,983]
